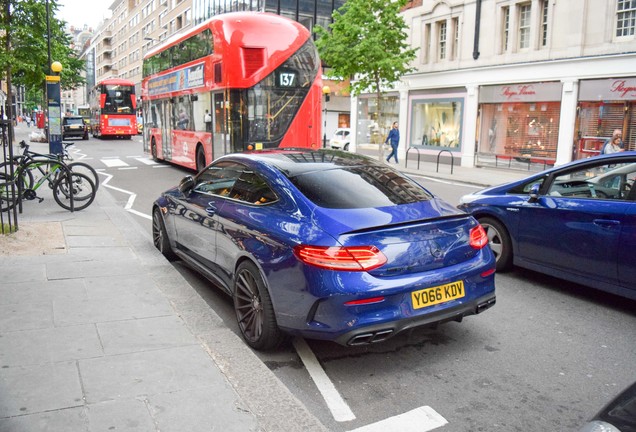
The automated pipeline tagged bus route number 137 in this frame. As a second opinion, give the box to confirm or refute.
[277,70,298,88]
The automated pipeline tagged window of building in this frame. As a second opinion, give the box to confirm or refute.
[438,20,447,60]
[540,0,549,47]
[616,0,636,37]
[452,17,459,60]
[518,3,531,49]
[479,102,560,160]
[502,6,510,52]
[422,23,431,63]
[410,97,463,150]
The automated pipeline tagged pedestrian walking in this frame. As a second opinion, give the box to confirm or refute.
[385,121,400,163]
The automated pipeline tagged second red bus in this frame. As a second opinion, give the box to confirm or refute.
[89,78,138,139]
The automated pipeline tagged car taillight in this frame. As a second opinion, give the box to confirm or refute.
[293,245,387,271]
[469,225,489,249]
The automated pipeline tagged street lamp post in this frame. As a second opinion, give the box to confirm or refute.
[322,86,330,148]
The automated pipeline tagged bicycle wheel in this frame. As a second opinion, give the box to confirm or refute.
[52,172,96,211]
[0,163,34,211]
[67,162,100,190]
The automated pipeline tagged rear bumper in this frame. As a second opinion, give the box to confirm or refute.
[333,293,496,346]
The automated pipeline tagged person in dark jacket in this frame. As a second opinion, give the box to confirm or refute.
[385,122,400,163]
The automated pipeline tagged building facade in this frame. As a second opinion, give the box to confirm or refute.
[351,0,636,169]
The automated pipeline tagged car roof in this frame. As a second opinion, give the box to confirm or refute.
[220,148,381,177]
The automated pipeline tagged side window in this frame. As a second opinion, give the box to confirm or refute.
[228,171,277,205]
[547,161,636,200]
[194,162,242,196]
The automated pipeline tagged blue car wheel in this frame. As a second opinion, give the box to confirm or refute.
[479,217,512,272]
[233,261,285,350]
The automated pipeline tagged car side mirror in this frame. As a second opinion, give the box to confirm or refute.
[179,175,195,195]
[528,183,541,202]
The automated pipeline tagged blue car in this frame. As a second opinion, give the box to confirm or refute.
[459,152,636,301]
[153,149,496,350]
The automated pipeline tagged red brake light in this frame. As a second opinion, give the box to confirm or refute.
[293,245,387,271]
[470,225,489,249]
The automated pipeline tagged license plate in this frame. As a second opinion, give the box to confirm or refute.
[411,281,465,309]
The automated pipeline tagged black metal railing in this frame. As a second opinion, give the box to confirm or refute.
[1,119,19,234]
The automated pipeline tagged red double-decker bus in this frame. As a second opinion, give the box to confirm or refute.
[141,12,323,171]
[89,78,138,139]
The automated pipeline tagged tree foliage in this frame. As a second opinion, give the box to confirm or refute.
[314,0,417,98]
[0,0,85,92]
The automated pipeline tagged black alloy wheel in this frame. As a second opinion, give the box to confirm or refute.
[152,208,177,261]
[233,261,284,350]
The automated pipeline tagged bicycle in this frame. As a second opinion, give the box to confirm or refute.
[0,148,96,212]
[3,140,100,191]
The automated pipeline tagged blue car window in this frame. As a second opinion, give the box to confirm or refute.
[547,161,636,200]
[228,171,278,205]
[194,162,243,196]
[289,165,433,209]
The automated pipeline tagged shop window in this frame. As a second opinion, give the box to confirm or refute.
[410,98,463,150]
[479,102,560,159]
[356,95,399,146]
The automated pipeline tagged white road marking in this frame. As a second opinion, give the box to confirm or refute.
[101,158,129,168]
[292,337,356,422]
[348,406,448,432]
[118,167,138,170]
[152,165,170,168]
[134,157,158,165]
[99,172,151,220]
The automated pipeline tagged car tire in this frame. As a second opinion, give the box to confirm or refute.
[479,216,513,272]
[152,207,177,261]
[233,261,285,351]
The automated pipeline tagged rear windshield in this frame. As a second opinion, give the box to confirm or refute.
[65,118,84,125]
[289,166,433,209]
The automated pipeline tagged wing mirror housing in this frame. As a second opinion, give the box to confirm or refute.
[179,175,195,195]
[528,182,541,202]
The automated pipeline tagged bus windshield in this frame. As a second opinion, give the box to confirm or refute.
[103,85,135,114]
[242,39,319,145]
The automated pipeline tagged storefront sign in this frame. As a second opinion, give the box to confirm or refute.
[479,82,563,103]
[579,78,636,101]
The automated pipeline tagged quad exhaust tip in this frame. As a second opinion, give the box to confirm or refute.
[347,329,394,346]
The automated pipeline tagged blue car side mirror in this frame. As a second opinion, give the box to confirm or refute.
[179,175,195,194]
[529,183,541,201]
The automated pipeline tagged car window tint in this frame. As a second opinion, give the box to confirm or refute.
[228,171,277,205]
[289,166,433,209]
[547,161,636,201]
[194,162,242,196]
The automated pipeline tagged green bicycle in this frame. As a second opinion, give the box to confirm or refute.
[0,153,96,212]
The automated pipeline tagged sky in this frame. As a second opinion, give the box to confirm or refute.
[57,0,113,30]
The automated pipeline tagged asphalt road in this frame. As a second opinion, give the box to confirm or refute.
[69,136,636,432]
